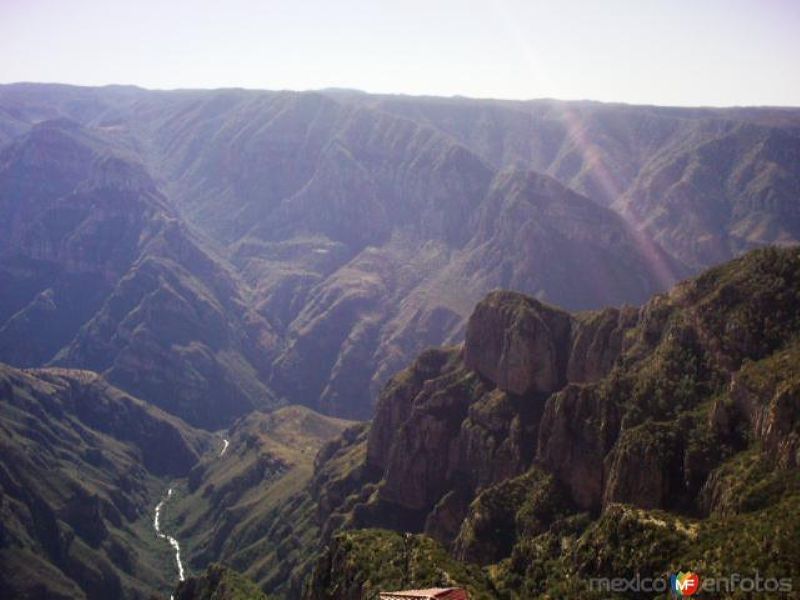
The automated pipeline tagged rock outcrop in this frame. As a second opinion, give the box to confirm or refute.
[464,291,571,395]
[567,306,638,383]
[310,246,800,570]
[601,421,682,510]
[710,345,800,469]
[321,286,640,541]
[537,384,620,510]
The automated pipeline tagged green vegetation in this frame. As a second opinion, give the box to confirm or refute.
[454,468,570,564]
[301,247,800,599]
[0,364,212,599]
[306,530,497,600]
[175,564,272,600]
[172,406,355,598]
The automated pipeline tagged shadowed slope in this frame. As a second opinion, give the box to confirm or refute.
[0,363,212,599]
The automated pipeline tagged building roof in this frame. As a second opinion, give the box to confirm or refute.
[379,588,468,600]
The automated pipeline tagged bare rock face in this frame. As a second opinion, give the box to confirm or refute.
[711,346,800,469]
[602,422,682,510]
[373,361,480,513]
[537,384,621,511]
[359,342,546,541]
[423,488,472,545]
[464,291,572,395]
[567,306,638,383]
[363,290,639,526]
[366,347,455,472]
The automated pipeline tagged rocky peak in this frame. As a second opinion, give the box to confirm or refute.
[338,248,800,546]
[351,290,641,536]
[463,291,572,395]
[463,290,634,396]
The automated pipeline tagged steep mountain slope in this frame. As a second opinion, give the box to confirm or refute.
[1,84,799,421]
[0,117,278,427]
[132,88,681,417]
[169,406,354,597]
[615,121,800,267]
[361,95,800,268]
[305,530,496,600]
[0,119,153,366]
[175,564,270,600]
[0,363,212,599]
[265,164,680,417]
[300,246,800,598]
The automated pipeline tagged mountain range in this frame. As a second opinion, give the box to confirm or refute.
[182,246,800,599]
[1,83,799,599]
[2,84,799,423]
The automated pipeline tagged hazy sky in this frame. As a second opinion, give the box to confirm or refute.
[2,0,799,106]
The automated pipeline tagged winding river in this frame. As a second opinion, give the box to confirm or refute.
[153,436,230,596]
[153,487,185,593]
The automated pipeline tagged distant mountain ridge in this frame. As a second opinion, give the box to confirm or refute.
[1,83,798,422]
[0,117,278,428]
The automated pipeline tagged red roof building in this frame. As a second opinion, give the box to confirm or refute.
[379,588,469,600]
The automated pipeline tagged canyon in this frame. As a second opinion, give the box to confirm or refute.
[1,84,799,598]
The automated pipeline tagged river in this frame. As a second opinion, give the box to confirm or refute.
[154,436,230,597]
[153,487,185,598]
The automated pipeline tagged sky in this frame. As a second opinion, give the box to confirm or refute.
[2,0,799,107]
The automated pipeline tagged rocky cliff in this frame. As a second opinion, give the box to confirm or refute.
[303,246,800,598]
